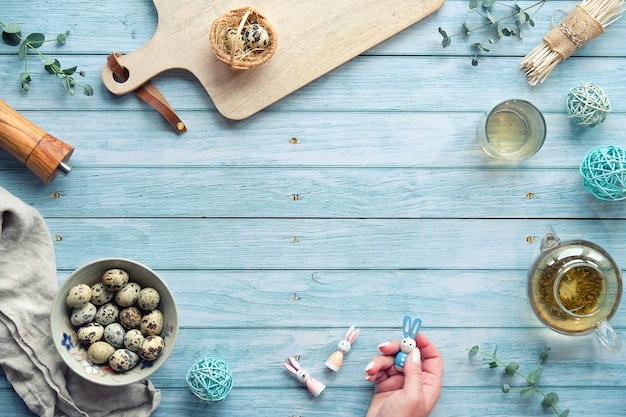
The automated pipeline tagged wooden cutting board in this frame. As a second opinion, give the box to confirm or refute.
[101,0,445,120]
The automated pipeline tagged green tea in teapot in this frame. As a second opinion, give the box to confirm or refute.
[528,235,622,336]
[556,265,605,316]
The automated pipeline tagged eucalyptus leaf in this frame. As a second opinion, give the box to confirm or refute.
[18,42,28,59]
[44,59,61,74]
[56,33,67,45]
[469,345,479,358]
[2,30,21,46]
[504,362,519,376]
[520,386,536,400]
[3,22,21,34]
[469,0,478,9]
[61,76,74,95]
[482,0,496,7]
[542,392,559,408]
[501,383,510,393]
[24,32,44,48]
[83,84,94,96]
[560,409,570,417]
[62,66,77,75]
[19,71,31,82]
[438,28,451,47]
[528,367,544,383]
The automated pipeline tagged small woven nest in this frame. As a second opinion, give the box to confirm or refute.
[210,7,277,70]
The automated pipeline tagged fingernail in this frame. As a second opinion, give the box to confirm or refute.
[411,348,422,364]
[365,372,373,381]
[377,342,391,349]
[364,361,375,372]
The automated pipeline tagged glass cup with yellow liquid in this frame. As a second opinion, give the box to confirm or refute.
[528,227,622,351]
[478,99,546,160]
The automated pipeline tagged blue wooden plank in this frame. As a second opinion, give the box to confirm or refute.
[43,218,626,271]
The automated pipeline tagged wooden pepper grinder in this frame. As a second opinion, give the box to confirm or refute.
[0,99,74,184]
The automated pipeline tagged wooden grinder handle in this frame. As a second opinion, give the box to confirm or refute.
[0,99,74,184]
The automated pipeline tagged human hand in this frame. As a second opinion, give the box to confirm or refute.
[364,332,443,417]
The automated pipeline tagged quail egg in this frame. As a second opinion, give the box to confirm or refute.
[138,335,164,361]
[101,268,129,292]
[244,23,270,49]
[77,322,104,344]
[65,284,92,308]
[103,323,126,348]
[109,349,139,372]
[140,309,164,336]
[70,302,97,326]
[95,302,120,326]
[224,29,245,51]
[124,329,144,352]
[88,341,115,364]
[90,282,114,305]
[138,287,160,311]
[115,282,141,307]
[119,306,142,330]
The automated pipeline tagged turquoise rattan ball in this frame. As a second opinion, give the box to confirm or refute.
[186,357,233,402]
[566,83,611,127]
[580,146,626,201]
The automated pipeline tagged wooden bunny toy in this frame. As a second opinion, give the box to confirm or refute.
[283,356,326,397]
[325,325,359,372]
[394,315,421,372]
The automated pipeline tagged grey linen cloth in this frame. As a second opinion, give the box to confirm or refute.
[0,187,161,416]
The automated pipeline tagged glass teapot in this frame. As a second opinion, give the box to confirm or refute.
[528,227,622,351]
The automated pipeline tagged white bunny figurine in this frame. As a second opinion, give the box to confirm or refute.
[325,324,359,372]
[394,315,422,372]
[283,356,326,397]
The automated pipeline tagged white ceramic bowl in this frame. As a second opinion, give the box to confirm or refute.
[51,258,179,386]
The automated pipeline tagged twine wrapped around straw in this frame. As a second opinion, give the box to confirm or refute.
[521,0,625,86]
[210,7,277,70]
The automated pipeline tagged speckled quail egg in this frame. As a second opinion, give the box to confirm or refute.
[70,302,97,326]
[119,306,142,330]
[138,335,164,361]
[95,302,120,326]
[101,268,129,292]
[65,284,92,308]
[124,329,144,352]
[140,309,164,336]
[90,282,114,305]
[103,323,126,348]
[77,322,104,344]
[244,23,270,49]
[115,282,142,307]
[109,349,139,372]
[224,28,245,51]
[88,341,115,364]
[138,287,160,311]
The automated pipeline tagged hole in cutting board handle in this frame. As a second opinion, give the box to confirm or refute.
[111,65,130,84]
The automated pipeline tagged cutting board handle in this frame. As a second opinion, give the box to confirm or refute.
[101,42,175,95]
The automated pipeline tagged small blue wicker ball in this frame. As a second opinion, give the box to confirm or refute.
[186,357,233,402]
[580,146,626,201]
[566,82,611,127]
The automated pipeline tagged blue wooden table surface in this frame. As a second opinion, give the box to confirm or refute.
[2,0,626,416]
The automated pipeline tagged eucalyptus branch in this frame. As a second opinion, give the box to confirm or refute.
[469,345,570,417]
[0,20,93,96]
[438,0,547,66]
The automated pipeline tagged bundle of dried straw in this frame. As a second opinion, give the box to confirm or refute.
[521,0,624,86]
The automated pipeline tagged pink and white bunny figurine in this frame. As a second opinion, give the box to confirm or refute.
[325,324,359,372]
[283,356,326,397]
[394,315,422,372]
